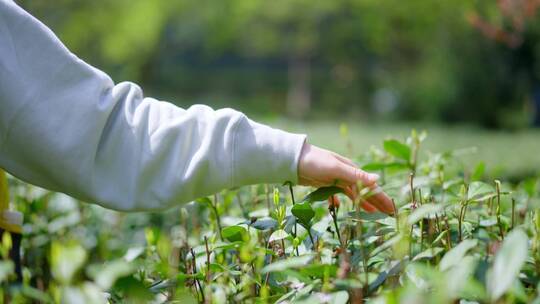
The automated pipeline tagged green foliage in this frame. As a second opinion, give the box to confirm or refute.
[2,129,540,303]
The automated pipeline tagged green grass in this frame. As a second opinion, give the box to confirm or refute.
[268,119,540,179]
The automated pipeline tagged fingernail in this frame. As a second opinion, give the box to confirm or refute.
[368,173,380,183]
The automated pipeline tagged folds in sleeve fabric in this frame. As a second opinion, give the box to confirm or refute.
[0,0,307,211]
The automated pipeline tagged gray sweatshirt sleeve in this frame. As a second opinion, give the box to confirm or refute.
[0,0,306,211]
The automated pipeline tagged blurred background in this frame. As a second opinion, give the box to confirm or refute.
[17,0,540,177]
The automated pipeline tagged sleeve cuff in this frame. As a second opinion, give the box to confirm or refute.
[232,117,307,187]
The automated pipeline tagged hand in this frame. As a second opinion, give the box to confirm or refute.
[297,142,395,214]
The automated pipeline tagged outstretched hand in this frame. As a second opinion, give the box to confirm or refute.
[297,142,395,214]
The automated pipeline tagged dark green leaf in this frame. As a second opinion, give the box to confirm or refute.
[301,186,343,204]
[291,201,315,227]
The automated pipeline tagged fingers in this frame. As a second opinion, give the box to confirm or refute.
[360,200,378,213]
[362,185,395,215]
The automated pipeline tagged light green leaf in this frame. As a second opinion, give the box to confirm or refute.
[0,260,14,283]
[269,229,289,243]
[329,291,349,304]
[407,204,444,225]
[467,182,495,202]
[471,162,485,180]
[383,139,411,162]
[51,241,87,285]
[487,229,528,302]
[439,239,478,271]
[413,247,444,261]
[261,255,313,273]
[446,255,478,298]
[89,260,136,289]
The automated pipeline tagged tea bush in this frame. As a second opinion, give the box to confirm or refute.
[1,130,539,303]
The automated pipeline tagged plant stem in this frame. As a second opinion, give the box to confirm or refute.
[444,214,452,249]
[511,198,516,229]
[236,192,248,219]
[212,195,223,241]
[307,227,315,248]
[330,197,343,247]
[392,199,399,233]
[191,248,205,303]
[495,180,505,239]
[265,184,270,211]
[287,183,299,256]
[204,236,211,284]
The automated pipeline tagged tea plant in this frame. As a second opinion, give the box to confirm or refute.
[1,130,539,303]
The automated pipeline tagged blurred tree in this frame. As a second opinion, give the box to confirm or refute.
[16,0,540,127]
[468,0,540,127]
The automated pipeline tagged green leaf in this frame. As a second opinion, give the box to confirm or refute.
[301,186,343,204]
[446,255,478,298]
[349,211,389,221]
[0,260,14,283]
[471,162,485,180]
[383,139,411,162]
[268,229,289,243]
[362,162,409,171]
[467,182,495,202]
[195,197,212,206]
[369,260,404,292]
[261,255,313,273]
[291,201,315,227]
[413,247,444,261]
[487,229,528,302]
[407,204,444,225]
[250,217,278,230]
[439,239,478,271]
[299,264,338,278]
[221,225,247,242]
[329,291,349,304]
[88,260,136,289]
[51,241,88,285]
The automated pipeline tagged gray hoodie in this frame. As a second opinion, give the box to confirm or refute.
[0,0,306,211]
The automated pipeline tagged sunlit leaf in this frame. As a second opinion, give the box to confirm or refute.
[0,260,14,283]
[51,241,87,285]
[88,260,136,289]
[467,182,495,201]
[439,239,477,271]
[221,225,247,242]
[262,255,313,273]
[383,139,411,162]
[269,229,289,243]
[487,229,528,302]
[407,204,444,225]
[413,247,444,261]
